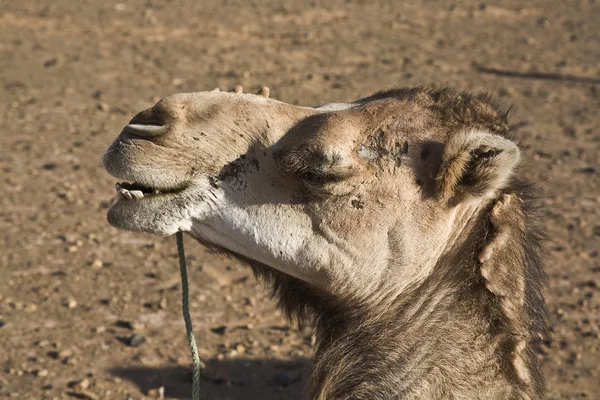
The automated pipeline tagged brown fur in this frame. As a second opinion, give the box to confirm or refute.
[197,89,547,399]
[104,87,547,399]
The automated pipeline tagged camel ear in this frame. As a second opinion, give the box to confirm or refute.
[437,130,520,204]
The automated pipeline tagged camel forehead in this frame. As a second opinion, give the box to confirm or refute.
[157,90,272,118]
[304,100,441,153]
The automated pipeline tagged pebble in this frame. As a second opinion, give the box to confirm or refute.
[90,259,103,269]
[159,297,167,309]
[59,349,74,359]
[36,369,49,377]
[24,303,38,313]
[235,343,246,354]
[127,333,146,347]
[268,344,280,352]
[69,377,90,390]
[64,298,78,309]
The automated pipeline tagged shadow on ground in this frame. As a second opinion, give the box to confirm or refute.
[109,357,311,400]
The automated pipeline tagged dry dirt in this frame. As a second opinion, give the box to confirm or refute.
[1,1,599,399]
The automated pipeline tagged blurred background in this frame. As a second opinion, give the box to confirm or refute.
[1,1,599,399]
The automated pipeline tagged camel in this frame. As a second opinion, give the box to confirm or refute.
[103,86,546,399]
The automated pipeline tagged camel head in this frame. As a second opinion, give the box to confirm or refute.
[103,87,521,298]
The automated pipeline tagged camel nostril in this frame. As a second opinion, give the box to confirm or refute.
[124,107,168,137]
[123,123,167,137]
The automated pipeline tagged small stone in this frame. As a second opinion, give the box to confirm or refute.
[127,334,146,347]
[235,343,246,354]
[71,377,90,390]
[90,259,103,269]
[537,17,550,28]
[36,369,49,377]
[24,303,38,313]
[93,326,106,334]
[97,102,110,112]
[159,297,167,309]
[58,349,74,359]
[65,298,78,309]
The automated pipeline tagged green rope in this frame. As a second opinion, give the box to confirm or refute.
[176,231,201,400]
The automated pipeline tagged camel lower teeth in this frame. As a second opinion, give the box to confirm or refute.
[130,190,144,199]
[115,183,145,200]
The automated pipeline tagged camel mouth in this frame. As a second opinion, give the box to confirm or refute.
[114,181,189,200]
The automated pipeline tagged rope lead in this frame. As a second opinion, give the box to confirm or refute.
[176,231,201,400]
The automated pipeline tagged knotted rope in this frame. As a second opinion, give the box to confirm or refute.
[176,231,201,400]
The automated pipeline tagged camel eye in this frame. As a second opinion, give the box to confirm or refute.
[298,170,321,185]
[296,168,347,187]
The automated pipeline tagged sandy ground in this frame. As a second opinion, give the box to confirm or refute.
[1,1,599,399]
